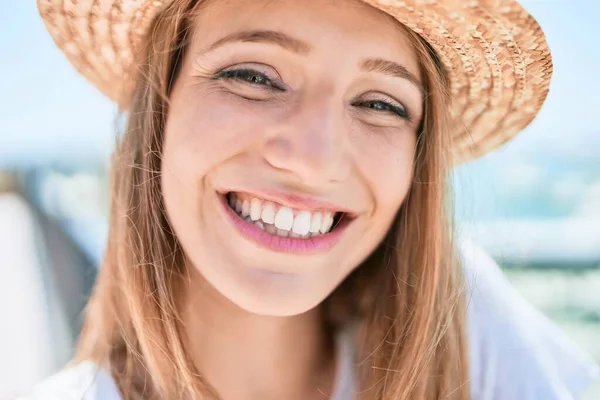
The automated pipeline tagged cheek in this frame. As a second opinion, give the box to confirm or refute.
[163,92,257,175]
[355,132,417,215]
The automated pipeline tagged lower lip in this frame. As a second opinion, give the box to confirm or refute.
[218,194,351,254]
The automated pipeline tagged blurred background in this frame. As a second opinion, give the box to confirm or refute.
[0,0,598,398]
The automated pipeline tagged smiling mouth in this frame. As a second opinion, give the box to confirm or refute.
[224,192,346,239]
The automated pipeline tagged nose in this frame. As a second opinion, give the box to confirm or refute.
[262,101,351,186]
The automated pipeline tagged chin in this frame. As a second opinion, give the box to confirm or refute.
[234,295,321,317]
[205,265,331,317]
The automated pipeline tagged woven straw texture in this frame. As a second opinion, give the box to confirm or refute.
[37,0,552,164]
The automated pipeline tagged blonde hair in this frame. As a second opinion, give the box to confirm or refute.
[76,1,469,399]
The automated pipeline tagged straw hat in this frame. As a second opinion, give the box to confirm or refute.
[37,0,552,164]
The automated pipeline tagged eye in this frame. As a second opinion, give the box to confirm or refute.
[215,68,285,92]
[354,99,411,122]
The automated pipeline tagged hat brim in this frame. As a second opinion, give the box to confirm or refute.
[37,0,552,165]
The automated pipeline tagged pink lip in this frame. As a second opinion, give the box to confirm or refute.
[218,188,356,215]
[218,194,352,254]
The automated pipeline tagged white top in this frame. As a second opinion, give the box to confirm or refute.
[16,238,599,400]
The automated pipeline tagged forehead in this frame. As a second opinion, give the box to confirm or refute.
[190,0,420,76]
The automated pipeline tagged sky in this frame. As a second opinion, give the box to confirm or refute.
[450,1,600,223]
[1,1,599,165]
[0,0,599,260]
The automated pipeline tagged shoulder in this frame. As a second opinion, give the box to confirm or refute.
[457,236,599,400]
[14,362,121,400]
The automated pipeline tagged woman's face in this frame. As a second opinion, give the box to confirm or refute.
[162,0,423,316]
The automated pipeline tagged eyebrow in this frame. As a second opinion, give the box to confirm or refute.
[204,30,423,93]
[205,30,312,54]
[361,58,423,95]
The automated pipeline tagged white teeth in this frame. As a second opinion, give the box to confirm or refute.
[261,202,276,224]
[228,193,342,238]
[242,200,250,218]
[320,213,334,234]
[292,210,311,235]
[274,207,294,230]
[310,212,322,233]
[250,198,262,221]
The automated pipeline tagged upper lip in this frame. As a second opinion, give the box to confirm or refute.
[221,188,356,215]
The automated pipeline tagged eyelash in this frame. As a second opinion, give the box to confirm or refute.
[215,68,285,91]
[215,68,411,121]
[353,99,411,121]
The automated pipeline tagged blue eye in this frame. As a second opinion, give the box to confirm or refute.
[216,69,284,91]
[356,100,411,121]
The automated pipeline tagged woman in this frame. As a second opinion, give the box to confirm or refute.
[25,0,597,399]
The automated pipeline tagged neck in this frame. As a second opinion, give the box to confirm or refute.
[182,271,336,400]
